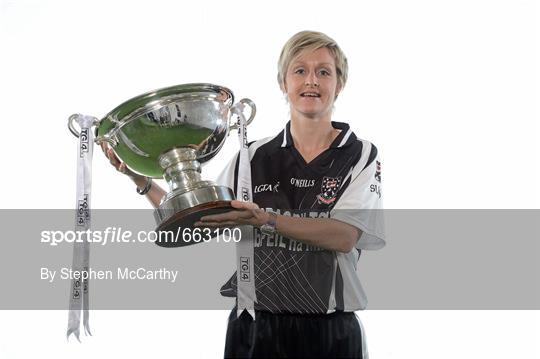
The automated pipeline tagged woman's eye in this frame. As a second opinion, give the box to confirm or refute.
[294,68,305,74]
[319,69,331,76]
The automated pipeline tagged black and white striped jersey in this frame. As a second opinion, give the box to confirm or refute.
[217,121,385,313]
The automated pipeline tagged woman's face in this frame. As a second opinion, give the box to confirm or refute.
[282,47,341,120]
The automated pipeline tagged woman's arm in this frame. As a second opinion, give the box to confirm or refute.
[274,214,360,253]
[130,175,166,209]
[196,200,361,253]
[101,143,166,209]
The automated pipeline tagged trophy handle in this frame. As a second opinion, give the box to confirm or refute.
[68,114,117,146]
[68,114,100,138]
[229,98,256,131]
[94,134,118,147]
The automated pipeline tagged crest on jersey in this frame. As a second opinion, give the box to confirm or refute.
[317,176,342,205]
[375,160,381,182]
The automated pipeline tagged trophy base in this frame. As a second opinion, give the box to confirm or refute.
[154,185,235,247]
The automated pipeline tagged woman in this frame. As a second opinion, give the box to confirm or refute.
[104,31,385,358]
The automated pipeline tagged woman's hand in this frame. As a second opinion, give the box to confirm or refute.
[197,199,361,253]
[195,200,270,228]
[100,142,166,208]
[100,142,142,180]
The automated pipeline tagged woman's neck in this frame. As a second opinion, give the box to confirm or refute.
[289,114,340,162]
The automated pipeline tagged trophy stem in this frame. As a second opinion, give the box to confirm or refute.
[154,146,235,246]
[159,148,203,193]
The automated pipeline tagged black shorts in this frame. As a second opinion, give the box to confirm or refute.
[224,308,366,358]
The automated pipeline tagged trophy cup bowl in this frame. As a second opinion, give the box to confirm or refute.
[69,83,255,247]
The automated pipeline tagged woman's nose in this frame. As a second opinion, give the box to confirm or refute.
[305,72,319,87]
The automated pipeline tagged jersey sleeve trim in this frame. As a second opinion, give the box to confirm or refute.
[331,140,386,251]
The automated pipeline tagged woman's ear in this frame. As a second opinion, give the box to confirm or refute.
[279,78,287,94]
[279,80,289,103]
[334,83,342,100]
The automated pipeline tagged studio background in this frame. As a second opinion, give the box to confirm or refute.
[0,0,538,358]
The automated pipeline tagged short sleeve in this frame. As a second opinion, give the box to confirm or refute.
[215,152,239,191]
[331,143,385,250]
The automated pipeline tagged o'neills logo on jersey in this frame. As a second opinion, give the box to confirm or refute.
[254,182,280,193]
[317,176,342,205]
[290,178,315,188]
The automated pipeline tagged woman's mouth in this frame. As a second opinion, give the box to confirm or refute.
[300,92,321,98]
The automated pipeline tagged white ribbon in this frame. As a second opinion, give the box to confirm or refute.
[67,114,95,341]
[231,103,257,319]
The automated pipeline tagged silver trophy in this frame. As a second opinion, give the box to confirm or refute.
[68,83,255,247]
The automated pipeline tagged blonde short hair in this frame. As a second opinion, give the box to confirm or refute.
[277,30,348,91]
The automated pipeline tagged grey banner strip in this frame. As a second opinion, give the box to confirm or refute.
[0,209,538,309]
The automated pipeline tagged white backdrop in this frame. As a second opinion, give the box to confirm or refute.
[0,0,538,358]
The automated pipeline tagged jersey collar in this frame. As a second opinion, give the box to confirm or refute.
[280,121,356,149]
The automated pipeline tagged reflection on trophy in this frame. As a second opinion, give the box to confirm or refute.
[68,83,255,247]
